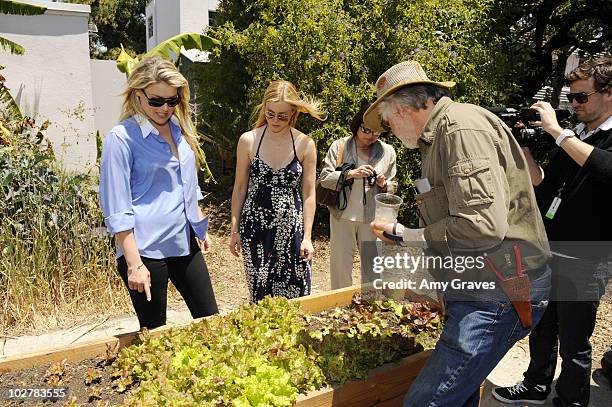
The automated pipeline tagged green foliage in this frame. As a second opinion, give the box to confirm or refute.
[113,297,325,406]
[197,0,511,223]
[0,0,46,16]
[111,295,441,406]
[116,33,220,76]
[488,0,612,105]
[0,65,22,121]
[65,0,147,59]
[0,100,118,332]
[302,294,441,383]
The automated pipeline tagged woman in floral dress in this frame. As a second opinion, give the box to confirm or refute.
[229,80,324,302]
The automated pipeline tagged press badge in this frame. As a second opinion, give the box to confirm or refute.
[545,197,562,219]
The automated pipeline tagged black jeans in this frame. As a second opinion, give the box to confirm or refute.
[524,255,610,406]
[117,243,218,329]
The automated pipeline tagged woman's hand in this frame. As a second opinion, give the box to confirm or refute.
[375,173,387,189]
[300,238,314,261]
[127,263,151,301]
[347,164,375,180]
[199,234,212,254]
[229,231,241,257]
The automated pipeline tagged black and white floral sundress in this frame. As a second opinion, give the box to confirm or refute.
[239,126,311,303]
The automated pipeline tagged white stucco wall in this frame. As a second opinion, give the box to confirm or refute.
[146,0,219,51]
[180,0,218,33]
[90,59,126,138]
[0,0,96,172]
[146,0,180,52]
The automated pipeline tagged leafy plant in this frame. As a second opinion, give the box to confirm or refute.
[116,33,220,76]
[109,295,441,406]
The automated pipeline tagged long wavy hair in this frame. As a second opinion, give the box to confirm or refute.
[119,56,204,167]
[251,80,325,129]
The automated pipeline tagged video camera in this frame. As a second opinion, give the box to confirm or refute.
[487,107,572,151]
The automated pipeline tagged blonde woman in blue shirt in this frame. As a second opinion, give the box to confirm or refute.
[100,56,218,329]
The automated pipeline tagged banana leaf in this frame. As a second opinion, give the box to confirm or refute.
[116,33,220,76]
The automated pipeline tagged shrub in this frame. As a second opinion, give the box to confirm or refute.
[0,112,124,332]
[196,0,514,225]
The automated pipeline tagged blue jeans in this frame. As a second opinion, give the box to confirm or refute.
[404,267,551,407]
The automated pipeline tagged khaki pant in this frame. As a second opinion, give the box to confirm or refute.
[329,215,377,290]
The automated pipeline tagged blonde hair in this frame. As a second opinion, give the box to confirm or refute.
[120,56,204,167]
[251,80,325,129]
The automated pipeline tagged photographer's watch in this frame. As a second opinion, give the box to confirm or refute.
[556,129,575,146]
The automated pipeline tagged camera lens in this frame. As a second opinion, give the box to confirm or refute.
[368,171,377,186]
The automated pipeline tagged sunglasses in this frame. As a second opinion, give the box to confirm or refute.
[141,88,181,108]
[567,89,602,104]
[264,110,291,121]
[359,123,384,136]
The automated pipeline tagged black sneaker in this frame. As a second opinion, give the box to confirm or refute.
[492,381,548,404]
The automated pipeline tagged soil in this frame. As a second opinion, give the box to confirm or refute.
[1,356,125,406]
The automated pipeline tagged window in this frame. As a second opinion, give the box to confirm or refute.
[208,10,219,27]
[148,16,154,38]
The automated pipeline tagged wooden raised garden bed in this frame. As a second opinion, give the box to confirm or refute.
[0,286,434,406]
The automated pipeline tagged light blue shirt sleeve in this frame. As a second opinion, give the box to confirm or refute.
[99,129,135,235]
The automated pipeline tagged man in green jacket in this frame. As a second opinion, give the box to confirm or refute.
[366,61,551,407]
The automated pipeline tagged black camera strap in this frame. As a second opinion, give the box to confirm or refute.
[546,129,612,219]
[337,163,355,210]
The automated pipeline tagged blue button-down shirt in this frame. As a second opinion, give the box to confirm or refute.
[99,115,208,259]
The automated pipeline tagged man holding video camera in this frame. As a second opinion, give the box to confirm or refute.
[493,56,612,406]
[366,60,552,407]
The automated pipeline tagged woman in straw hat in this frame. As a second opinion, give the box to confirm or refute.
[229,80,324,302]
[99,56,218,329]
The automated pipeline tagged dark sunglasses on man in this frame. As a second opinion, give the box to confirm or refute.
[567,89,604,104]
[141,88,181,108]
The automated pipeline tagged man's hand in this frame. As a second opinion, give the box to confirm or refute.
[529,101,563,138]
[371,221,426,244]
[371,221,400,243]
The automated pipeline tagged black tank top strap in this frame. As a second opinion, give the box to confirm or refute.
[255,126,268,157]
[289,128,298,159]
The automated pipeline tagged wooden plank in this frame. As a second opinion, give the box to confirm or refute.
[0,332,129,373]
[295,285,363,314]
[373,393,404,407]
[295,350,432,406]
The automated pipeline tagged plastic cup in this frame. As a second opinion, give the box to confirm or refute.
[374,193,403,223]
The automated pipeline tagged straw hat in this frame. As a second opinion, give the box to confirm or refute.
[363,61,456,132]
